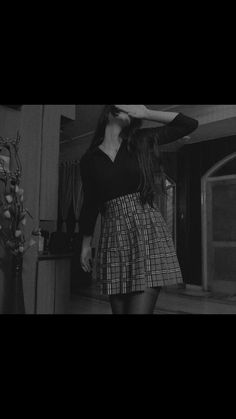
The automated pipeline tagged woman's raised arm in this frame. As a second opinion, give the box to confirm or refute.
[115,105,199,144]
[140,112,199,145]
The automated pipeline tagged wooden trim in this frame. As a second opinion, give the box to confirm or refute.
[208,174,236,182]
[204,152,236,178]
[201,152,236,291]
[60,130,95,144]
[213,242,236,248]
[201,178,208,290]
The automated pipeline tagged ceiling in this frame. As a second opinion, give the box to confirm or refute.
[61,105,183,141]
[61,105,236,150]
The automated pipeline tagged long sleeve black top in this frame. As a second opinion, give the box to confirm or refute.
[79,113,198,236]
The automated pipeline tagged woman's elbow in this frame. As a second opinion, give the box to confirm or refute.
[176,113,199,136]
[193,118,199,130]
[190,118,199,132]
[184,117,199,136]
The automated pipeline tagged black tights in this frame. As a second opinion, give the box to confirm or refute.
[109,287,161,315]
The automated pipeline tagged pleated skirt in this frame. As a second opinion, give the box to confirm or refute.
[95,192,183,295]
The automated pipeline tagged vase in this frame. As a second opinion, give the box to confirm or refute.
[12,254,25,314]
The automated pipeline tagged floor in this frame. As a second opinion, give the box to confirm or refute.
[69,284,236,315]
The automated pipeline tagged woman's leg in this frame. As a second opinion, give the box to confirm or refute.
[109,294,128,315]
[125,287,161,315]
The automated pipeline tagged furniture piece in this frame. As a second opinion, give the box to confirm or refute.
[36,254,72,314]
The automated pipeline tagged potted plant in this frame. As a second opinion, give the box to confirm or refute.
[0,133,39,314]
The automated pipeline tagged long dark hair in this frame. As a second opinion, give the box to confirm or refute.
[132,128,167,207]
[85,105,166,207]
[86,105,142,152]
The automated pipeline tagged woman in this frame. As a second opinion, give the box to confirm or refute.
[79,105,198,315]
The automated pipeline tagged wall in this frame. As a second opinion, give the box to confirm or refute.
[0,105,75,314]
[60,133,93,162]
[0,106,22,137]
[60,105,104,142]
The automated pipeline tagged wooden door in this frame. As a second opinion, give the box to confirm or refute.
[54,259,71,314]
[202,153,236,294]
[36,258,71,314]
[36,260,56,314]
[155,175,177,247]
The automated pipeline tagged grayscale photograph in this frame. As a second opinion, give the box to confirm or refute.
[0,104,236,315]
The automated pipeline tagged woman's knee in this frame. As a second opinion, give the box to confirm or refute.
[109,294,127,315]
[126,287,161,315]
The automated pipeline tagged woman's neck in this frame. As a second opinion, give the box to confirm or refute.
[103,124,122,148]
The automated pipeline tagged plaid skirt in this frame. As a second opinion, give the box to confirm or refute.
[95,192,183,296]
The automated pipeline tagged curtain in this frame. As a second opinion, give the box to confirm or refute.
[59,162,74,232]
[72,161,83,233]
[59,160,84,233]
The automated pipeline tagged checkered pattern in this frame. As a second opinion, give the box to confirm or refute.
[95,192,183,296]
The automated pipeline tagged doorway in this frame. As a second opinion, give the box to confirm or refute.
[201,152,236,294]
[158,175,177,248]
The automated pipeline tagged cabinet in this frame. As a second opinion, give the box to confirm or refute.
[36,256,71,314]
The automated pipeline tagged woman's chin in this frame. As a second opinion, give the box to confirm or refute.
[119,116,131,128]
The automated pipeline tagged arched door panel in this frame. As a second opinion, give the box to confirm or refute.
[202,153,236,293]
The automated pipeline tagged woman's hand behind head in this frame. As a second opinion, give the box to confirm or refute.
[114,105,148,119]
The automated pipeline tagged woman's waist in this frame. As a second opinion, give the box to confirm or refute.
[100,191,145,218]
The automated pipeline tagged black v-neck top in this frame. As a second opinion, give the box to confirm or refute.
[79,113,198,236]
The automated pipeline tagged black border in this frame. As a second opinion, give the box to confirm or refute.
[1,69,236,359]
